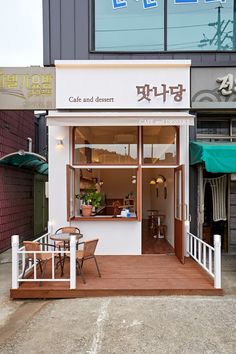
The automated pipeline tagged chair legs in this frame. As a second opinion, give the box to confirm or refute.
[76,256,101,283]
[76,260,86,284]
[93,256,101,277]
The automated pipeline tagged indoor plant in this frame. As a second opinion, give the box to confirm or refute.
[76,189,102,217]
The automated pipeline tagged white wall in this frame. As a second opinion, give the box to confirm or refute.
[71,221,141,255]
[48,125,70,230]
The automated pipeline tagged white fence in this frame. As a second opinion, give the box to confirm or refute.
[187,232,221,289]
[12,233,77,290]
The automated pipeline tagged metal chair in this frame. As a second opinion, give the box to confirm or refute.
[76,239,101,284]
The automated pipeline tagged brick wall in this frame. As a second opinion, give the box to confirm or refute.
[0,110,35,157]
[0,111,35,252]
[0,167,34,252]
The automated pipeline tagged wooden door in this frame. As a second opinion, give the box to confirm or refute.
[66,165,75,221]
[174,165,185,264]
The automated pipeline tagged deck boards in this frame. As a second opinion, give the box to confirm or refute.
[11,255,223,299]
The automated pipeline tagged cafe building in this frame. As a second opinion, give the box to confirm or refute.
[47,60,193,261]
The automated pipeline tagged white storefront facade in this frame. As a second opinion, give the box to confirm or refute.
[47,60,193,260]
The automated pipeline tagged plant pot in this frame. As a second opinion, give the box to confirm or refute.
[82,205,93,217]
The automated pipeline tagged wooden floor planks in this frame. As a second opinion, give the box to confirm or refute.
[11,255,223,299]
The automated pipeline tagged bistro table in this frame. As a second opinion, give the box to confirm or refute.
[50,232,83,249]
[50,233,83,276]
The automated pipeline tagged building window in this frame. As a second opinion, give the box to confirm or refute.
[197,120,230,136]
[94,0,235,52]
[142,126,178,164]
[75,168,137,217]
[167,1,234,51]
[94,0,164,51]
[73,127,138,165]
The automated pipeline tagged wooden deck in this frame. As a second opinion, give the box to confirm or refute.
[11,255,223,299]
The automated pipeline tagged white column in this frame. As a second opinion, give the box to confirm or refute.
[214,234,221,289]
[70,235,77,289]
[12,235,19,289]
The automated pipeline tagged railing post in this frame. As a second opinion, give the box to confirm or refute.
[214,234,221,289]
[70,235,76,289]
[12,235,19,289]
[47,220,53,234]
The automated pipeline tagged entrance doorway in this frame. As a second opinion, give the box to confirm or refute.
[142,168,175,255]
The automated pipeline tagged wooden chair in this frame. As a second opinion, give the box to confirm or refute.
[76,239,101,284]
[22,241,63,281]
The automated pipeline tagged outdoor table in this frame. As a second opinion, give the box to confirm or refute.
[50,232,83,249]
[50,233,83,276]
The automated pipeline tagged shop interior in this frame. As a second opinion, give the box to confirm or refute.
[74,168,138,218]
[142,168,175,255]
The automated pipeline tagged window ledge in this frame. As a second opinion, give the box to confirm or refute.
[72,216,138,221]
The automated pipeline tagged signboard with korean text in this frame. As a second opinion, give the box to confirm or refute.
[56,60,190,109]
[0,67,56,110]
[192,68,236,109]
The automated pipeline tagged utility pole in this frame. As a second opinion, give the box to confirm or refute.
[199,4,233,50]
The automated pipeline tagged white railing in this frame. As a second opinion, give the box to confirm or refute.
[187,232,221,289]
[11,233,76,290]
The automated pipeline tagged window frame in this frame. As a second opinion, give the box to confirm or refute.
[90,0,236,54]
[72,126,139,166]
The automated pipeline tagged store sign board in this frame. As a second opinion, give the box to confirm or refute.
[56,61,190,110]
[0,67,56,110]
[191,68,236,109]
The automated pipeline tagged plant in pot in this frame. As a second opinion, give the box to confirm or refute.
[76,189,102,217]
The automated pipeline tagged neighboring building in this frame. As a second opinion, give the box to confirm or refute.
[0,110,48,253]
[43,0,236,257]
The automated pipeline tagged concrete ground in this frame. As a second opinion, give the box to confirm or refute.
[0,252,236,354]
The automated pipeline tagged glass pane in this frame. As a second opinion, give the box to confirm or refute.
[143,126,178,164]
[232,121,236,135]
[74,127,138,164]
[168,0,235,51]
[197,120,229,135]
[95,0,164,51]
[75,168,137,217]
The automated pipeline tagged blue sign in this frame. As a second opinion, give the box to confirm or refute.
[113,0,226,9]
[143,0,158,9]
[112,0,127,9]
[175,0,226,3]
[174,0,198,3]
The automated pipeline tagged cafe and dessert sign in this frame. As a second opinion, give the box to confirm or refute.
[56,60,190,110]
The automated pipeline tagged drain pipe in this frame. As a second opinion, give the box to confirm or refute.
[27,137,32,152]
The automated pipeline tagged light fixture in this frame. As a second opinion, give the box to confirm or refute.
[156,175,166,184]
[149,178,156,185]
[56,138,64,147]
[131,175,137,184]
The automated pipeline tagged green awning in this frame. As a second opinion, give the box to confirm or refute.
[0,151,48,175]
[190,141,236,173]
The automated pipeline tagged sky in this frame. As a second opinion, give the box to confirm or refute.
[0,0,43,67]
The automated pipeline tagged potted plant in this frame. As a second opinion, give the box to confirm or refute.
[76,189,102,217]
